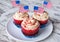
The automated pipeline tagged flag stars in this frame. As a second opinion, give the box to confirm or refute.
[34,6,38,10]
[24,6,29,10]
[16,1,20,4]
[34,6,39,12]
[44,1,48,5]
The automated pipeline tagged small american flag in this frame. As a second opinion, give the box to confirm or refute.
[43,1,52,9]
[19,6,29,13]
[11,0,20,7]
[34,6,44,14]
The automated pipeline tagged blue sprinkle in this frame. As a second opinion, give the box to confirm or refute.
[34,6,38,10]
[24,6,29,10]
[16,1,20,4]
[44,1,48,5]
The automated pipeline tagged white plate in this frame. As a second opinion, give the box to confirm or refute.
[7,18,53,42]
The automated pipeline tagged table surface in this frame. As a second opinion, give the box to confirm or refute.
[0,0,60,42]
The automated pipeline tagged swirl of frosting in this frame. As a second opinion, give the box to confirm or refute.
[33,11,49,21]
[13,12,29,20]
[21,18,40,30]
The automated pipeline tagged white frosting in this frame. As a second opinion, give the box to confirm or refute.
[13,12,29,20]
[33,11,49,21]
[21,18,40,30]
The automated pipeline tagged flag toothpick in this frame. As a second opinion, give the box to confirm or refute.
[43,1,52,9]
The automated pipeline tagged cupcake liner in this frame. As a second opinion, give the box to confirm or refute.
[14,19,22,25]
[39,19,48,25]
[21,25,39,36]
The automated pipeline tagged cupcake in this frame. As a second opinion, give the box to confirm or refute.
[13,6,29,25]
[21,18,40,36]
[13,12,29,25]
[33,6,49,25]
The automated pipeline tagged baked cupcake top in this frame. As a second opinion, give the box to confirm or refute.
[33,11,49,21]
[21,18,40,30]
[13,12,29,20]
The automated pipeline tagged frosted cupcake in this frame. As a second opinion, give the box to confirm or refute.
[21,18,40,36]
[13,6,29,25]
[33,6,49,25]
